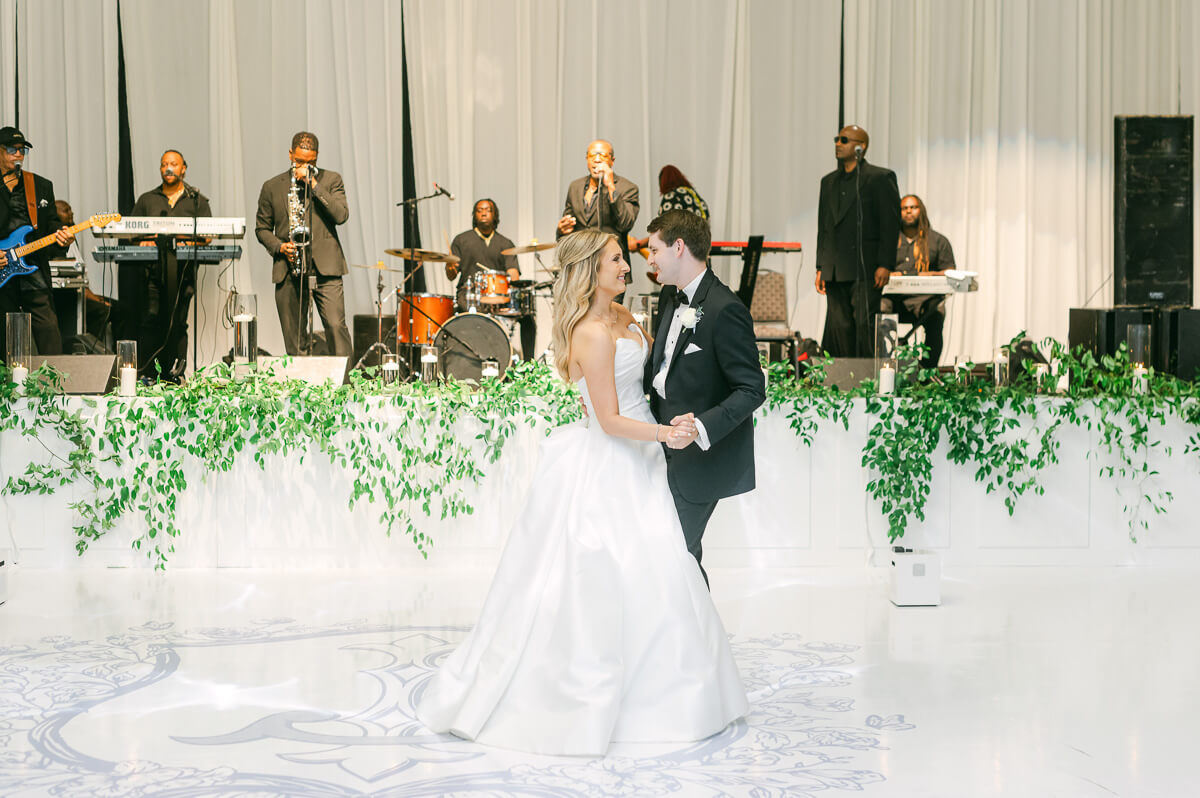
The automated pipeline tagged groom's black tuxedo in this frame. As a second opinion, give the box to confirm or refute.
[645,269,765,582]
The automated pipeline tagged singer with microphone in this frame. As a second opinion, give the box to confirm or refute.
[129,149,213,380]
[255,130,352,358]
[814,125,901,358]
[0,126,71,358]
[556,139,639,267]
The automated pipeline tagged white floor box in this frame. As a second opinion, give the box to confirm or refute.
[890,548,941,606]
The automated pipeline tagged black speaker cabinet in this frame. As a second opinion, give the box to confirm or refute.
[1114,115,1193,306]
[1068,307,1155,358]
[1070,306,1200,379]
[1153,307,1200,380]
[352,313,396,370]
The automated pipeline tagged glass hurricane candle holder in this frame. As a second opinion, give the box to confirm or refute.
[116,340,138,397]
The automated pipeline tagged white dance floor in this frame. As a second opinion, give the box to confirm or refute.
[1,563,1194,797]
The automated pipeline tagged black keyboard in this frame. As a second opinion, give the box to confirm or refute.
[93,245,243,263]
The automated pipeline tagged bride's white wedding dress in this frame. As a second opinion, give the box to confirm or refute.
[416,324,747,756]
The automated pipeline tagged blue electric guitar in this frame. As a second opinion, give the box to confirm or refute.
[0,213,121,288]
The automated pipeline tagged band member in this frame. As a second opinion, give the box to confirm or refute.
[448,198,535,360]
[557,139,639,266]
[883,194,957,368]
[129,150,213,380]
[633,165,709,281]
[255,131,352,357]
[0,126,71,358]
[56,200,113,344]
[814,124,901,357]
[53,201,86,263]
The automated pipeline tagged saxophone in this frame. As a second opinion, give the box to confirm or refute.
[286,165,315,275]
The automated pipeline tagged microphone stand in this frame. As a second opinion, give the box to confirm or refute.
[394,187,450,377]
[395,187,443,292]
[188,185,201,378]
[296,169,316,357]
[352,266,401,370]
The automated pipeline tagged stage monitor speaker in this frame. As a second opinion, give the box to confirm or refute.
[820,357,877,390]
[1068,307,1156,359]
[258,356,348,385]
[352,313,395,370]
[1114,115,1193,306]
[33,355,118,394]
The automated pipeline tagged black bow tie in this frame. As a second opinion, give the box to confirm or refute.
[676,293,690,307]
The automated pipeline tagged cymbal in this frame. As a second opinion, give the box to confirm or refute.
[352,261,405,273]
[500,241,556,256]
[385,247,461,263]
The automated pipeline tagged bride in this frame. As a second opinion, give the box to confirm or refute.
[416,230,747,757]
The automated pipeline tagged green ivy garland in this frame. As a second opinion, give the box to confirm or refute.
[0,360,579,568]
[764,334,1197,543]
[2,334,1196,566]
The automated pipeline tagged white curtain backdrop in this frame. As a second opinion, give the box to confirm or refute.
[4,0,1198,365]
[405,0,840,353]
[2,0,121,301]
[120,0,409,361]
[844,0,1192,362]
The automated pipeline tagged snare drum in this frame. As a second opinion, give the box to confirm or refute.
[496,280,535,317]
[434,313,514,382]
[397,293,454,345]
[469,268,510,305]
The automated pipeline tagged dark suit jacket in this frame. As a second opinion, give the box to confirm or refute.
[815,160,901,282]
[255,168,350,284]
[558,174,639,263]
[0,171,66,284]
[644,269,765,503]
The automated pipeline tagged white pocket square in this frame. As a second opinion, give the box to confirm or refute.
[684,343,702,355]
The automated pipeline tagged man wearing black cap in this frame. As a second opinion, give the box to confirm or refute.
[0,126,72,357]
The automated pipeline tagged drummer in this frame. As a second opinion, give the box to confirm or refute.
[448,198,535,361]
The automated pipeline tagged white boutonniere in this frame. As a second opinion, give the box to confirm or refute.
[679,306,703,331]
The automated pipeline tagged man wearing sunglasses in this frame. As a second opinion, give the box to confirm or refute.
[814,125,901,357]
[0,126,72,358]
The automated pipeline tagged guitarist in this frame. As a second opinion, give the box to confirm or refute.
[0,127,72,357]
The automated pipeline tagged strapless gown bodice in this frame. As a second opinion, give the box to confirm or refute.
[576,325,656,425]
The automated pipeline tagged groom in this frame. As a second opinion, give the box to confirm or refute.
[644,210,766,587]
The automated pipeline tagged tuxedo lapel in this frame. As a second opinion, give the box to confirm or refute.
[650,285,677,371]
[665,270,715,380]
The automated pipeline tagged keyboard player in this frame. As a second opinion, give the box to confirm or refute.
[882,194,956,368]
[127,149,212,381]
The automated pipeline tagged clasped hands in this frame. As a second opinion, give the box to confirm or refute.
[663,413,698,450]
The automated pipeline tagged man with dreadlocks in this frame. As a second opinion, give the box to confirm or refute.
[883,194,956,368]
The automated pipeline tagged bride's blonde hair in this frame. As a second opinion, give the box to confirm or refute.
[551,230,617,380]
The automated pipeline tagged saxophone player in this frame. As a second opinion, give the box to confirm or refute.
[254,130,352,357]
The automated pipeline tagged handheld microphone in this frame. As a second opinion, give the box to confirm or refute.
[854,145,864,160]
[434,182,455,201]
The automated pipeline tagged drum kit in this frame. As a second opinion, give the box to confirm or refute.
[354,241,557,383]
